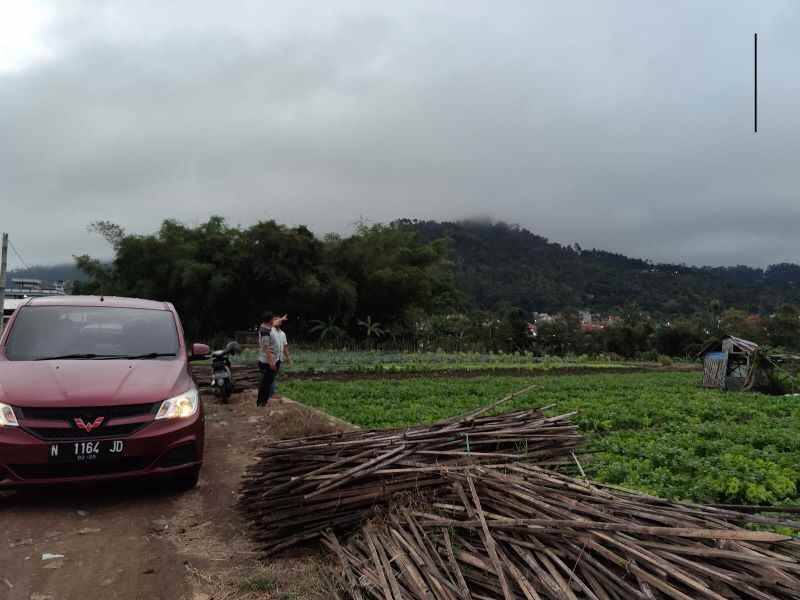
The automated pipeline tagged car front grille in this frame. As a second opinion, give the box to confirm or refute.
[9,458,151,480]
[17,403,158,441]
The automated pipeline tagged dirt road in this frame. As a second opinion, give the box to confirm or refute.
[0,392,347,600]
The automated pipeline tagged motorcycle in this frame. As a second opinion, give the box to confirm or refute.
[210,341,241,402]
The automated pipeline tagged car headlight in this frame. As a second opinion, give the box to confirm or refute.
[155,388,199,420]
[0,402,19,427]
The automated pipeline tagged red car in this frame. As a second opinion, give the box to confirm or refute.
[0,296,209,490]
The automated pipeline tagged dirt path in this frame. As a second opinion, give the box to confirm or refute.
[0,392,349,600]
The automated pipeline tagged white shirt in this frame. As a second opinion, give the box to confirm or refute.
[275,329,287,362]
[258,325,282,364]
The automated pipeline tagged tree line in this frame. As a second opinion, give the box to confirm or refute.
[529,303,800,360]
[71,217,800,355]
[72,217,455,346]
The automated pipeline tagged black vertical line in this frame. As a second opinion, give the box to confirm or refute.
[754,33,758,133]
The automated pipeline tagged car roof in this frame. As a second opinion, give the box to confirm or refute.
[26,296,172,311]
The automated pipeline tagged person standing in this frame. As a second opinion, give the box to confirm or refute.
[271,315,292,399]
[257,311,280,407]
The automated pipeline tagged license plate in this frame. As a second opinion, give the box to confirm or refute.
[48,440,125,463]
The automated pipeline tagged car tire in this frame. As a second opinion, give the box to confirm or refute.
[171,466,201,491]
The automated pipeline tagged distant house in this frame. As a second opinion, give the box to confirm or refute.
[2,279,67,328]
[2,298,26,326]
[698,335,761,391]
[4,278,66,299]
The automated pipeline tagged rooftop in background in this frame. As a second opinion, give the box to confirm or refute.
[2,298,27,322]
[4,277,66,299]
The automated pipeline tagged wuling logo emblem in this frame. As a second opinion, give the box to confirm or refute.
[74,417,105,433]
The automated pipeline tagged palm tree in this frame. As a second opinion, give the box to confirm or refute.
[309,316,345,345]
[357,315,384,348]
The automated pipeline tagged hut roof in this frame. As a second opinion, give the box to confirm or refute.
[697,334,759,358]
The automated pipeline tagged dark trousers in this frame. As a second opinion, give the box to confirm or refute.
[257,361,280,406]
[271,360,282,396]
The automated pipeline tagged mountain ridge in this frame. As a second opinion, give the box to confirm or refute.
[404,219,800,316]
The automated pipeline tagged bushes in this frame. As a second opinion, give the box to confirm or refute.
[654,320,705,357]
[639,350,659,362]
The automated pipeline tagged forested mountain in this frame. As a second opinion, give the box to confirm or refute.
[405,219,800,316]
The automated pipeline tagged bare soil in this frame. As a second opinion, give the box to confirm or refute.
[0,391,351,600]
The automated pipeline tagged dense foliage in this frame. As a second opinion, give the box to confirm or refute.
[72,217,452,341]
[282,372,800,505]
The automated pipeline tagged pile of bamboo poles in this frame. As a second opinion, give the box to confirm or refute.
[325,464,800,599]
[239,386,585,555]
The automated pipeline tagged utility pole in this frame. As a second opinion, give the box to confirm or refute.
[0,233,7,335]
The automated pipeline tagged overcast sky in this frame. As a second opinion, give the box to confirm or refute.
[2,1,798,269]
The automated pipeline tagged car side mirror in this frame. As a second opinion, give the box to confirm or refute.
[189,343,210,361]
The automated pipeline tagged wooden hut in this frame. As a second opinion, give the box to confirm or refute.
[698,335,761,391]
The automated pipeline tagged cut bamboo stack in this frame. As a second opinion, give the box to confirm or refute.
[326,464,800,599]
[239,386,585,555]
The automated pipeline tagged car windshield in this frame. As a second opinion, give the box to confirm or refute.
[4,306,180,361]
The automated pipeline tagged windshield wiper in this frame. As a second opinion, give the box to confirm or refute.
[36,353,102,361]
[109,352,177,360]
[35,352,177,361]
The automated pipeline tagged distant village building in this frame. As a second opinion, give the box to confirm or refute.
[1,298,26,327]
[2,278,67,326]
[531,312,554,324]
[579,311,619,332]
[5,278,66,299]
[526,311,624,336]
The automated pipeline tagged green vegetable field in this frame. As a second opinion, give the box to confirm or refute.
[236,348,659,373]
[281,372,800,506]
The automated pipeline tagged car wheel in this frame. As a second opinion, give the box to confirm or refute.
[171,466,201,491]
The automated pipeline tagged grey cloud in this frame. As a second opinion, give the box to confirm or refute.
[2,1,800,268]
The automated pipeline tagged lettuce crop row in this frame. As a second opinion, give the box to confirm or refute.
[235,349,648,373]
[281,372,800,505]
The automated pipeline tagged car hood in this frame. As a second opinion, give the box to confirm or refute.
[0,359,193,408]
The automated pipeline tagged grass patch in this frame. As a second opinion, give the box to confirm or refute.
[282,372,800,505]
[239,575,278,593]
